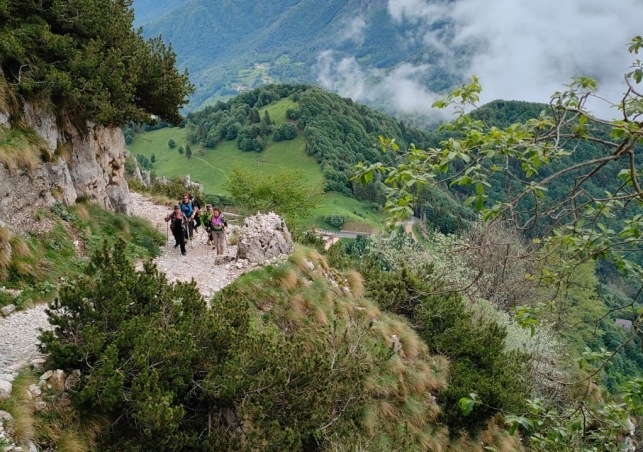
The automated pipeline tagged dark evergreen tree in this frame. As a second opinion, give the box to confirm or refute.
[0,1,193,125]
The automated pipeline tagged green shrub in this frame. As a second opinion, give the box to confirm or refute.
[325,213,344,228]
[423,294,530,435]
[358,254,530,437]
[40,242,451,451]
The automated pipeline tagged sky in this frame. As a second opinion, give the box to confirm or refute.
[317,0,643,120]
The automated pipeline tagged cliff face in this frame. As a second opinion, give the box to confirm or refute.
[0,102,130,231]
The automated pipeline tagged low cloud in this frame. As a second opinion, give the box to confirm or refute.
[316,51,447,122]
[317,0,643,120]
[337,16,367,44]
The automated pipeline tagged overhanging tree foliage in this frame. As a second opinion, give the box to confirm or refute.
[0,0,193,125]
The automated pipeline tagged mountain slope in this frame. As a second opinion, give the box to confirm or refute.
[131,0,190,26]
[133,0,446,109]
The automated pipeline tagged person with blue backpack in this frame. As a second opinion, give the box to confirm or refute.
[180,193,195,240]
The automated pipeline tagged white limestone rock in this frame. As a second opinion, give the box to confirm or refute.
[236,212,293,264]
[1,305,16,317]
[0,380,12,400]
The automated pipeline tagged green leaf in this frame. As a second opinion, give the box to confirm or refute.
[459,397,477,416]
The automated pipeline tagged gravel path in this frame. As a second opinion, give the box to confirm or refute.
[0,304,49,370]
[0,192,245,371]
[129,192,244,299]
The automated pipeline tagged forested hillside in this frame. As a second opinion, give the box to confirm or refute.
[131,0,189,25]
[128,84,474,231]
[132,0,453,109]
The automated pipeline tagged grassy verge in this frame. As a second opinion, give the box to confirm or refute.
[0,201,164,312]
[0,371,105,451]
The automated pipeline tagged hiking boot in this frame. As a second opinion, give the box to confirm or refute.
[182,251,187,256]
[174,242,179,248]
[206,240,211,245]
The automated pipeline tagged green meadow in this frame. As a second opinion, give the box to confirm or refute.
[128,101,384,230]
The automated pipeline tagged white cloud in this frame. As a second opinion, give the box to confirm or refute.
[392,0,643,117]
[316,52,448,121]
[318,0,643,120]
[338,16,367,44]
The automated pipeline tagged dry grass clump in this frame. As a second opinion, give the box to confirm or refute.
[9,235,32,259]
[54,140,72,163]
[0,76,19,119]
[0,372,38,445]
[43,405,109,452]
[448,418,525,451]
[0,226,11,279]
[72,204,90,221]
[343,270,364,298]
[0,126,51,173]
[275,267,299,292]
[11,260,42,279]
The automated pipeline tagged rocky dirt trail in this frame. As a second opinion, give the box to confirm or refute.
[0,192,244,372]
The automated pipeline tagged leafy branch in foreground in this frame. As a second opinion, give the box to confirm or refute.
[355,36,643,339]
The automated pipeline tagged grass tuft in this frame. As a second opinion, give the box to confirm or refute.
[0,127,50,173]
[343,270,364,298]
[9,235,32,259]
[0,227,10,279]
[399,327,424,360]
[275,267,299,292]
[0,372,37,445]
[11,260,42,279]
[55,430,89,452]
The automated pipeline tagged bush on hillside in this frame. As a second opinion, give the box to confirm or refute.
[331,239,532,437]
[325,213,344,228]
[272,123,297,142]
[39,241,453,451]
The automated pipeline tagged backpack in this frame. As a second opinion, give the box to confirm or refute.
[211,213,227,231]
[180,201,193,218]
[169,212,186,232]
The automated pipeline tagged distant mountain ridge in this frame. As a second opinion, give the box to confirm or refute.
[131,0,452,111]
[131,0,190,26]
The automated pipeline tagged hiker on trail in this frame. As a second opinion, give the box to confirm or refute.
[189,193,202,235]
[180,193,195,240]
[165,205,189,256]
[210,206,228,255]
[201,204,214,245]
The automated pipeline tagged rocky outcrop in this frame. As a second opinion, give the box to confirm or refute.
[236,213,293,263]
[0,157,77,229]
[0,101,130,230]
